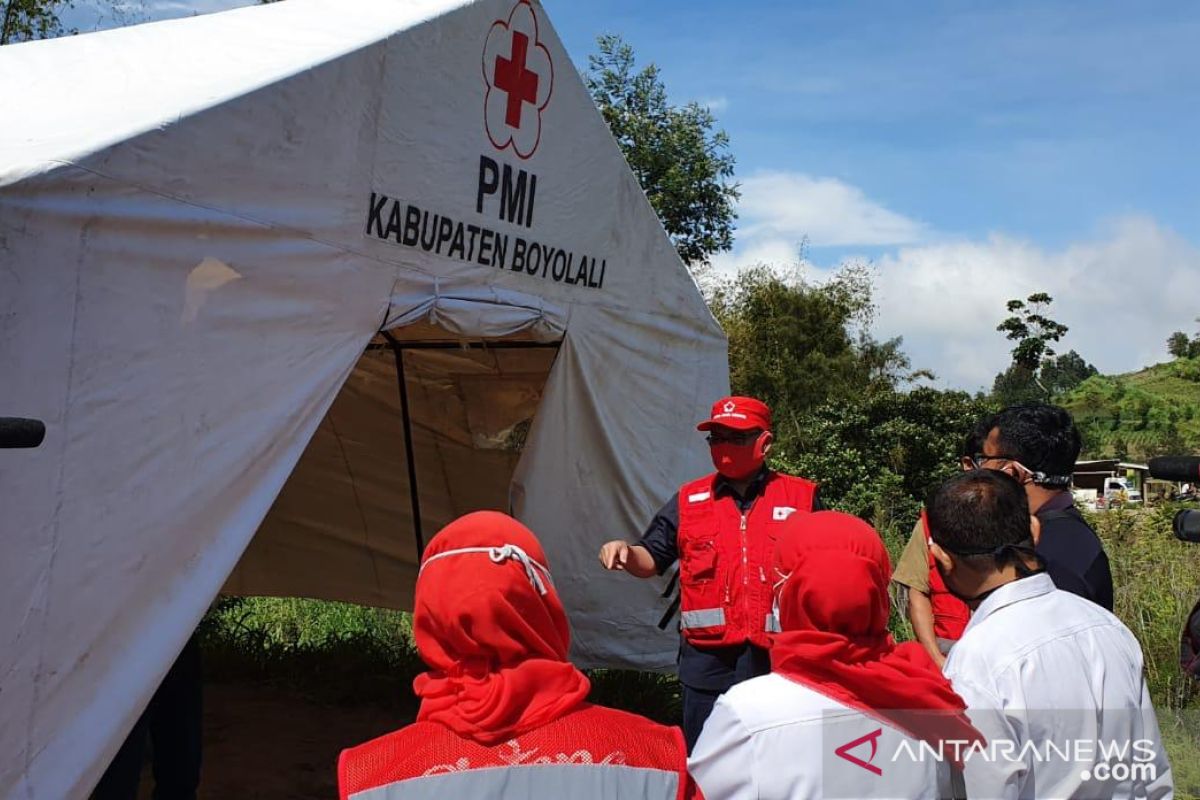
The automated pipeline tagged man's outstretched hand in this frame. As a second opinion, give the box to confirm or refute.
[598,541,658,578]
[598,540,631,570]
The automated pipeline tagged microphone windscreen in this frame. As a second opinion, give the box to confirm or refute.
[1148,457,1200,483]
[0,417,46,449]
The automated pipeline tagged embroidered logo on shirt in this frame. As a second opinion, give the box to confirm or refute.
[688,491,712,503]
[772,506,797,521]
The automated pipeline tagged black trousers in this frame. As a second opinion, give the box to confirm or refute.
[679,641,771,754]
[92,635,203,800]
[681,684,724,754]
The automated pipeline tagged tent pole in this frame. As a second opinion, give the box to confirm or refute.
[381,331,425,560]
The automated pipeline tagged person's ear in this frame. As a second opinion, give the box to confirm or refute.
[1000,462,1028,484]
[929,541,954,573]
[1029,514,1041,547]
[756,431,774,460]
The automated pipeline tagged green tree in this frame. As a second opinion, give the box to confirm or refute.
[991,364,1044,406]
[772,388,994,522]
[997,293,1069,373]
[710,262,986,532]
[1040,350,1099,398]
[586,34,738,267]
[992,293,1071,401]
[709,263,926,428]
[1,0,72,44]
[1168,331,1191,359]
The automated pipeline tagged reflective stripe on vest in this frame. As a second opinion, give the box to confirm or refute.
[765,612,780,633]
[680,608,725,629]
[348,764,681,800]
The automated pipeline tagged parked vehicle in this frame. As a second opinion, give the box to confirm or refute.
[1103,476,1142,506]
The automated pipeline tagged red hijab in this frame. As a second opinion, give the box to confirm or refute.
[412,511,591,744]
[770,511,980,753]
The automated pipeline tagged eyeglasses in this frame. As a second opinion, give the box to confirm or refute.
[970,453,1022,469]
[969,455,1073,487]
[706,431,759,446]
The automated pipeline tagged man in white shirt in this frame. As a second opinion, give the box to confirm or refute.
[928,470,1173,800]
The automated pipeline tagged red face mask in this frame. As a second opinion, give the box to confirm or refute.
[710,432,771,480]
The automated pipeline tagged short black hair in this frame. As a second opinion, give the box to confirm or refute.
[992,402,1081,478]
[961,412,997,460]
[927,470,1033,564]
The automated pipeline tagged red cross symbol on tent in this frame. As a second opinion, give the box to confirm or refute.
[483,1,554,159]
[494,31,538,129]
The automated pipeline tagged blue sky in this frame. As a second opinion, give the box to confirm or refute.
[62,1,1200,388]
[547,1,1200,248]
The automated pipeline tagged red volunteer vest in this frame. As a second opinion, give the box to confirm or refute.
[921,510,970,641]
[676,471,817,649]
[338,704,691,800]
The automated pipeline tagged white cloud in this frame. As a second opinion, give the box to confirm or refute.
[872,216,1200,389]
[713,169,1200,389]
[699,96,729,113]
[735,170,927,248]
[709,170,926,275]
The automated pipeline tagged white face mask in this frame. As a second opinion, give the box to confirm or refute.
[420,543,554,595]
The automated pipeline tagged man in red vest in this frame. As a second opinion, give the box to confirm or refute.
[598,396,821,751]
[892,418,993,666]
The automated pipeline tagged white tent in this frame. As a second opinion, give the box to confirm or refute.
[0,0,728,795]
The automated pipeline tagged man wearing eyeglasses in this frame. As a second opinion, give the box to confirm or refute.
[597,396,821,752]
[975,402,1114,611]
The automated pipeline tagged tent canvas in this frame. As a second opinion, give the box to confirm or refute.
[0,0,728,795]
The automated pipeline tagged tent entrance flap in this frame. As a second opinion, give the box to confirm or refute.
[222,329,560,611]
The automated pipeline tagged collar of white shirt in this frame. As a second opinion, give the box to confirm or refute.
[961,572,1056,636]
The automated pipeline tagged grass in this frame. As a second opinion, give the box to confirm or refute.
[1086,504,1200,798]
[203,508,1200,795]
[199,597,422,712]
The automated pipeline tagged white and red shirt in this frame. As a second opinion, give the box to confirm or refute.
[688,673,944,800]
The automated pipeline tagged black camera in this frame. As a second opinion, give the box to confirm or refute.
[1175,509,1200,544]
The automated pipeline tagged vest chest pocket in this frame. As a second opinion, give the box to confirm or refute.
[764,518,791,548]
[681,538,718,584]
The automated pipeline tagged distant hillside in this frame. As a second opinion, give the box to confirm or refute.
[1060,358,1200,460]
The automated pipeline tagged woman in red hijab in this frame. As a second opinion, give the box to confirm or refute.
[688,511,980,799]
[338,511,695,800]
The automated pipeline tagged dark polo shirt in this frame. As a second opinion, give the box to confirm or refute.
[1035,492,1114,611]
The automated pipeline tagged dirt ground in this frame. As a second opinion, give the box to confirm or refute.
[138,681,412,800]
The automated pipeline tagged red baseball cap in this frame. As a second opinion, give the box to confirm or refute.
[696,396,772,432]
